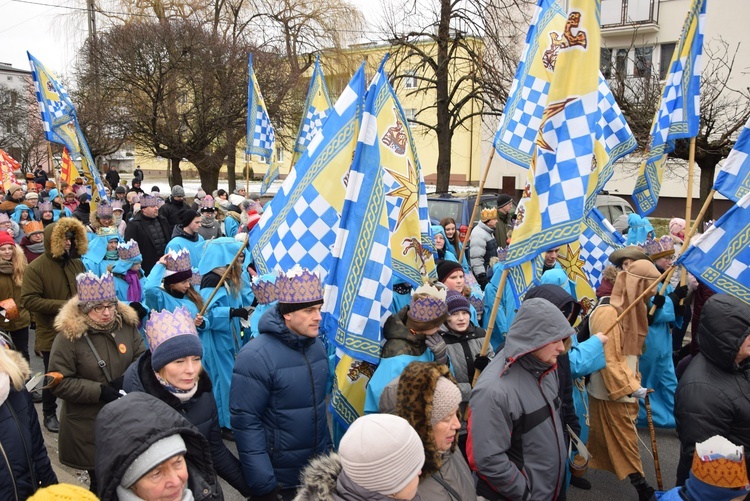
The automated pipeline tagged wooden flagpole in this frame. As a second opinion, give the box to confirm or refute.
[472,267,508,386]
[606,265,674,336]
[198,236,248,316]
[458,148,495,264]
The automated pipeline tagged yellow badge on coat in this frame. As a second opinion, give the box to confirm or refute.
[118,344,127,354]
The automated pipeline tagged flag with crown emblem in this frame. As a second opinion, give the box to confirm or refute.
[632,0,707,215]
[27,52,108,208]
[494,0,636,175]
[505,0,605,269]
[292,57,333,166]
[676,191,750,305]
[714,116,750,203]
[249,64,366,280]
[246,54,277,194]
[0,150,20,191]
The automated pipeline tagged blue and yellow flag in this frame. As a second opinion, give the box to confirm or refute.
[714,116,750,203]
[632,0,706,215]
[292,57,333,166]
[249,65,366,279]
[677,191,750,305]
[28,52,108,208]
[505,0,604,269]
[245,54,277,194]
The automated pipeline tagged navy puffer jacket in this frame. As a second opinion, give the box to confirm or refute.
[230,305,332,496]
[123,352,250,496]
[0,388,58,500]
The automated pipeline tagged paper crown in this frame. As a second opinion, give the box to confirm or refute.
[481,208,498,221]
[408,283,448,323]
[200,196,215,210]
[111,200,123,211]
[76,271,117,303]
[691,436,749,489]
[276,266,323,304]
[96,202,113,219]
[468,292,484,312]
[24,221,43,235]
[144,307,198,353]
[164,249,192,275]
[638,236,675,260]
[97,225,120,240]
[251,273,278,305]
[118,239,141,260]
[140,195,160,208]
[497,247,508,262]
[0,213,9,224]
[190,268,201,287]
[38,201,53,212]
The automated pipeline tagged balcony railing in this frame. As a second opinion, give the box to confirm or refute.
[601,0,659,30]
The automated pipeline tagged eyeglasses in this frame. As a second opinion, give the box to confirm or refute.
[93,303,117,314]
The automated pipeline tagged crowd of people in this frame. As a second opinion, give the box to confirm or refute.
[1,170,749,501]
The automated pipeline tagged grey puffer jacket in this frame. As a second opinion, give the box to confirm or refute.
[468,222,497,277]
[439,323,492,403]
[468,298,572,501]
[417,452,476,501]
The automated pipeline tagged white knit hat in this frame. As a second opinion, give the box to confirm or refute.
[338,414,424,495]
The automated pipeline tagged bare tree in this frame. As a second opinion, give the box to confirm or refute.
[0,84,48,170]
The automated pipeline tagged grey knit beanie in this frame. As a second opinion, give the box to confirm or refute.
[339,414,425,495]
[120,434,187,488]
[430,377,462,426]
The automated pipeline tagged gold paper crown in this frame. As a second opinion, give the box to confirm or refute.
[24,221,43,235]
[276,266,323,304]
[76,271,117,303]
[481,208,498,221]
[692,439,749,489]
[117,239,141,260]
[251,273,279,305]
[144,307,198,352]
[164,249,192,274]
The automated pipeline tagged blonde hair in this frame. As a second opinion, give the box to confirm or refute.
[225,260,243,298]
[5,244,28,287]
[0,348,29,391]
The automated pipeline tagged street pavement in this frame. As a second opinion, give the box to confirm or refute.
[29,326,682,500]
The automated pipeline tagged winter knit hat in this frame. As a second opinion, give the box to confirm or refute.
[171,185,185,198]
[179,209,199,228]
[246,210,261,232]
[25,192,38,200]
[27,483,100,500]
[120,434,187,488]
[338,414,425,496]
[0,231,14,248]
[497,193,513,209]
[437,260,463,284]
[145,307,203,372]
[406,284,447,331]
[430,376,462,426]
[445,290,470,315]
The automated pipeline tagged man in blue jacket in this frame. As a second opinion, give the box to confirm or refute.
[230,267,332,501]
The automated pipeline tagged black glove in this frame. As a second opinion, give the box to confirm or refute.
[651,294,666,309]
[672,284,688,300]
[474,354,490,372]
[252,488,280,501]
[99,384,121,403]
[475,273,488,289]
[230,307,250,320]
[110,375,124,391]
[647,313,656,326]
[129,302,148,322]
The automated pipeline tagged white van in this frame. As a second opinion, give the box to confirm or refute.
[596,194,635,232]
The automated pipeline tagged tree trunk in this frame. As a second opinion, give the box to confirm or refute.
[170,158,183,188]
[197,168,219,193]
[697,153,722,221]
[434,0,452,193]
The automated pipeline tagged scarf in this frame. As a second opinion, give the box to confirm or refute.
[25,241,44,254]
[200,214,215,227]
[0,372,9,406]
[125,270,142,302]
[154,372,199,403]
[83,311,120,334]
[105,250,119,260]
[0,260,13,276]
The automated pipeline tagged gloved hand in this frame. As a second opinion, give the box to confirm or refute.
[424,333,448,365]
[99,384,121,403]
[129,302,148,322]
[110,375,124,391]
[672,284,689,300]
[651,294,666,309]
[230,307,250,320]
[474,354,490,372]
[631,387,649,399]
[252,488,280,501]
[647,313,656,326]
[475,273,488,289]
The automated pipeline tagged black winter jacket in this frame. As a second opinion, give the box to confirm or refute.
[159,196,190,235]
[124,211,171,275]
[230,305,332,496]
[123,352,250,496]
[675,294,750,485]
[95,392,223,501]
[0,389,57,500]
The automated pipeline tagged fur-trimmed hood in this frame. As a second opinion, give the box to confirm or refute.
[0,347,30,383]
[396,362,458,477]
[294,453,341,501]
[54,296,139,341]
[45,217,88,259]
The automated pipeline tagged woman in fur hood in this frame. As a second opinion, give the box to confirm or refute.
[48,271,146,494]
[0,341,58,499]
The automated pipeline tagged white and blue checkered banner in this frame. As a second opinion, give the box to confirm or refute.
[246,53,275,162]
[580,208,625,289]
[714,116,750,203]
[677,191,750,305]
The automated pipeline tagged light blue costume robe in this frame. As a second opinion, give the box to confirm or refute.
[165,227,206,268]
[482,262,518,351]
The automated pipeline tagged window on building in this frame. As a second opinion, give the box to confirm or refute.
[600,48,613,79]
[276,147,284,162]
[403,108,417,124]
[634,46,653,78]
[615,49,628,78]
[404,70,417,89]
[660,43,676,80]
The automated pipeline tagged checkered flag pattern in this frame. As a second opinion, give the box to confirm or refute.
[246,54,275,162]
[579,208,625,289]
[714,116,750,203]
[496,75,550,165]
[299,109,328,146]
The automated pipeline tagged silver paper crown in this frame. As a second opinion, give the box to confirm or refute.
[638,236,675,259]
[118,239,141,260]
[76,271,117,303]
[38,201,53,212]
[164,249,192,274]
[190,268,201,287]
[140,195,159,208]
[497,247,508,262]
[144,307,198,352]
[200,196,215,210]
[251,273,278,305]
[111,200,123,211]
[276,266,323,304]
[96,202,113,219]
[0,214,9,223]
